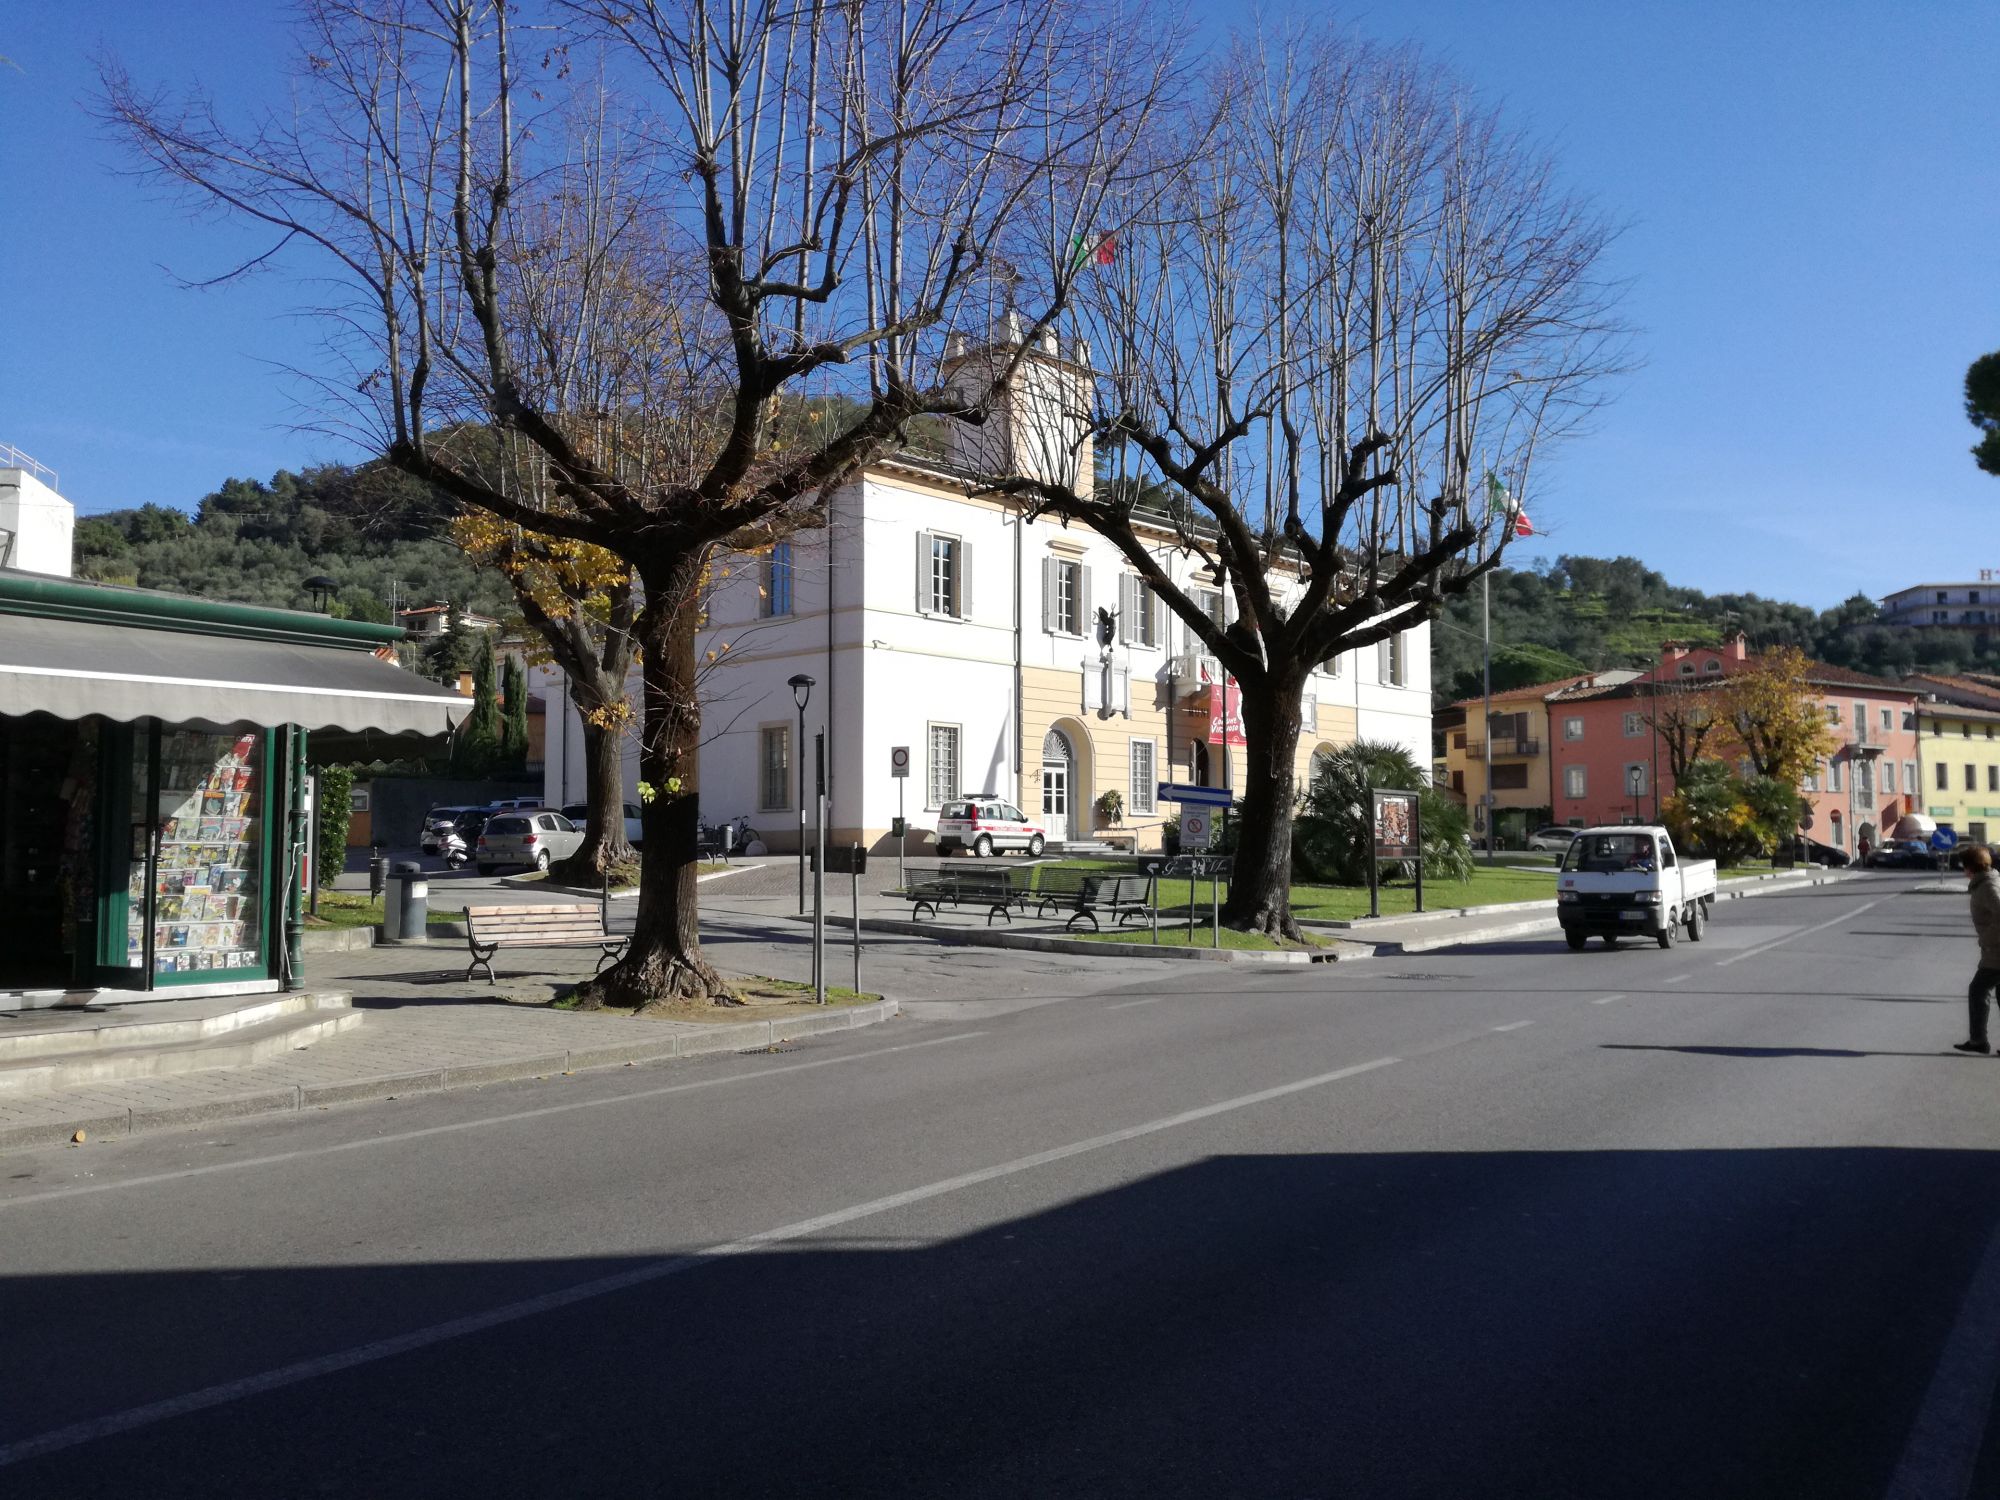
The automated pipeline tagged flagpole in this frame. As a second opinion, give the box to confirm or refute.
[1482,567,1494,867]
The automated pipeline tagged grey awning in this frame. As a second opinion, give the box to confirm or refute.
[0,614,470,738]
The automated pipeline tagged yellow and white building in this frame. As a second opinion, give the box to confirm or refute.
[542,322,1432,853]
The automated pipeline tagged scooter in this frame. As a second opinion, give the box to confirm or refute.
[438,829,471,869]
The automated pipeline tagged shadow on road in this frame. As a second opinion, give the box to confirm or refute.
[6,1147,2000,1497]
[1603,1043,1975,1060]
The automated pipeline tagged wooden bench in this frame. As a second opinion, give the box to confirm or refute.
[1049,873,1155,932]
[462,903,628,984]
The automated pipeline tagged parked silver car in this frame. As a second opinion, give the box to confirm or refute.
[1526,824,1579,853]
[475,810,584,874]
[562,802,644,848]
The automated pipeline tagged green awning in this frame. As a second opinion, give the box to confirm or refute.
[0,613,469,739]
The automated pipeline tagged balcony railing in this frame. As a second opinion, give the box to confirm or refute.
[1466,737,1541,759]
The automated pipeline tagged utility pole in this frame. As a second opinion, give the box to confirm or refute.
[1482,569,1495,865]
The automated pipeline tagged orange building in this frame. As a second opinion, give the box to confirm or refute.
[1545,637,1919,853]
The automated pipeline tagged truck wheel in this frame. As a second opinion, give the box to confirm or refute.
[1657,914,1677,949]
[1565,931,1588,952]
[1687,905,1706,941]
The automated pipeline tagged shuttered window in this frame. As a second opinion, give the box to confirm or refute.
[916,532,968,618]
[759,726,789,811]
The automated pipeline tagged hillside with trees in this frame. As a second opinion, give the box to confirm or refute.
[1434,554,1998,705]
[72,462,515,626]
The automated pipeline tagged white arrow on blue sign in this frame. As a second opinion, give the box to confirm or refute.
[1158,782,1234,807]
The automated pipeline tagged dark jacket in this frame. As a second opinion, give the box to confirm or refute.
[1972,869,2000,968]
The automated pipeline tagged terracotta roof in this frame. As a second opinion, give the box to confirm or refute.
[1800,660,1916,693]
[1918,699,2000,724]
[1448,672,1597,709]
[1909,672,2000,710]
[1547,656,1917,704]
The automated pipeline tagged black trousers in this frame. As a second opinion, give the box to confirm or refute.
[1971,967,2000,1045]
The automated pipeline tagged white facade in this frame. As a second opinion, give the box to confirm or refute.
[1882,580,2000,628]
[542,337,1433,853]
[0,458,75,577]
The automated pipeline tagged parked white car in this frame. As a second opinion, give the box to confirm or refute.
[1526,824,1578,852]
[1557,825,1718,950]
[936,797,1046,857]
[475,810,584,874]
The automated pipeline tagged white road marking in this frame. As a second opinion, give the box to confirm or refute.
[1663,974,1690,984]
[0,1054,1400,1469]
[1106,996,1171,1010]
[1491,1020,1535,1032]
[1882,1209,2000,1500]
[1590,994,1627,1005]
[0,1031,989,1212]
[1715,896,1888,969]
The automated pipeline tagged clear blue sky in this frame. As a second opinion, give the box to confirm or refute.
[2,1,1994,609]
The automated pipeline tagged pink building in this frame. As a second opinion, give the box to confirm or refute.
[1543,637,1919,854]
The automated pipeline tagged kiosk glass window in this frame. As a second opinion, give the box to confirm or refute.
[150,730,267,979]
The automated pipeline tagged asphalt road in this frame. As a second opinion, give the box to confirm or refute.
[5,873,2000,1498]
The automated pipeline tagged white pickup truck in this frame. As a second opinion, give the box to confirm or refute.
[1556,825,1718,951]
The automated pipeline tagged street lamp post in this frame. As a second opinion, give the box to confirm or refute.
[1628,765,1644,824]
[789,674,815,914]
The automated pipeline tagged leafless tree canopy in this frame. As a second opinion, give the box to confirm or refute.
[1000,30,1625,936]
[99,0,1182,548]
[1021,31,1625,679]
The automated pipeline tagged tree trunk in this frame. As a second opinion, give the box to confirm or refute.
[550,715,635,886]
[1221,671,1306,941]
[571,550,732,1008]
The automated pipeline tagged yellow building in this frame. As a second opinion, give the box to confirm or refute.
[1916,700,2000,844]
[1438,673,1583,844]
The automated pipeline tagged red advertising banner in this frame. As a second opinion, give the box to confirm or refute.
[1207,679,1246,747]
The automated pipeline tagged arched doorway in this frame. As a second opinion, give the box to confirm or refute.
[1190,740,1211,788]
[1310,743,1338,793]
[1042,728,1076,844]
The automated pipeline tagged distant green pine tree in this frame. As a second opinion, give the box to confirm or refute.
[500,654,530,771]
[454,632,501,774]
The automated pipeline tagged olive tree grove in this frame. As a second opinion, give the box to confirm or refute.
[102,0,1181,1003]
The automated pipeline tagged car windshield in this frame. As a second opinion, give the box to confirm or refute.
[485,817,530,836]
[1563,833,1658,873]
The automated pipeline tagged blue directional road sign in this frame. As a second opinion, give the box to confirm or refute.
[1157,782,1234,808]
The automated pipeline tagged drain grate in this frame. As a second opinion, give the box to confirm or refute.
[1375,973,1463,982]
[738,1043,802,1056]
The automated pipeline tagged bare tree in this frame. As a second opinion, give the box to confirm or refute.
[1001,34,1626,937]
[100,0,1180,1003]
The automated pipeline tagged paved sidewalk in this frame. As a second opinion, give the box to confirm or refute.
[0,938,898,1153]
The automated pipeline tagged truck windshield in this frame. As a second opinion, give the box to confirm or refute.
[1562,833,1658,874]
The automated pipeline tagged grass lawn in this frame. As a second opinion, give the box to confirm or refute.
[305,892,456,929]
[1019,854,1558,922]
[1071,924,1331,952]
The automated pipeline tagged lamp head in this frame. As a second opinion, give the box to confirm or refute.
[788,673,815,709]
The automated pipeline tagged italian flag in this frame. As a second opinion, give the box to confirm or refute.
[1486,471,1533,537]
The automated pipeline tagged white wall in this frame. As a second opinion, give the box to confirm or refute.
[0,467,75,576]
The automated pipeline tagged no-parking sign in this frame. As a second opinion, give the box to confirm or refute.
[1179,807,1212,851]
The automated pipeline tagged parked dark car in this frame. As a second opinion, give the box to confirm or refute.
[1792,836,1850,868]
[1867,839,1940,871]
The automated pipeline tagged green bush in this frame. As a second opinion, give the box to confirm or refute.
[1293,741,1469,885]
[315,764,355,889]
